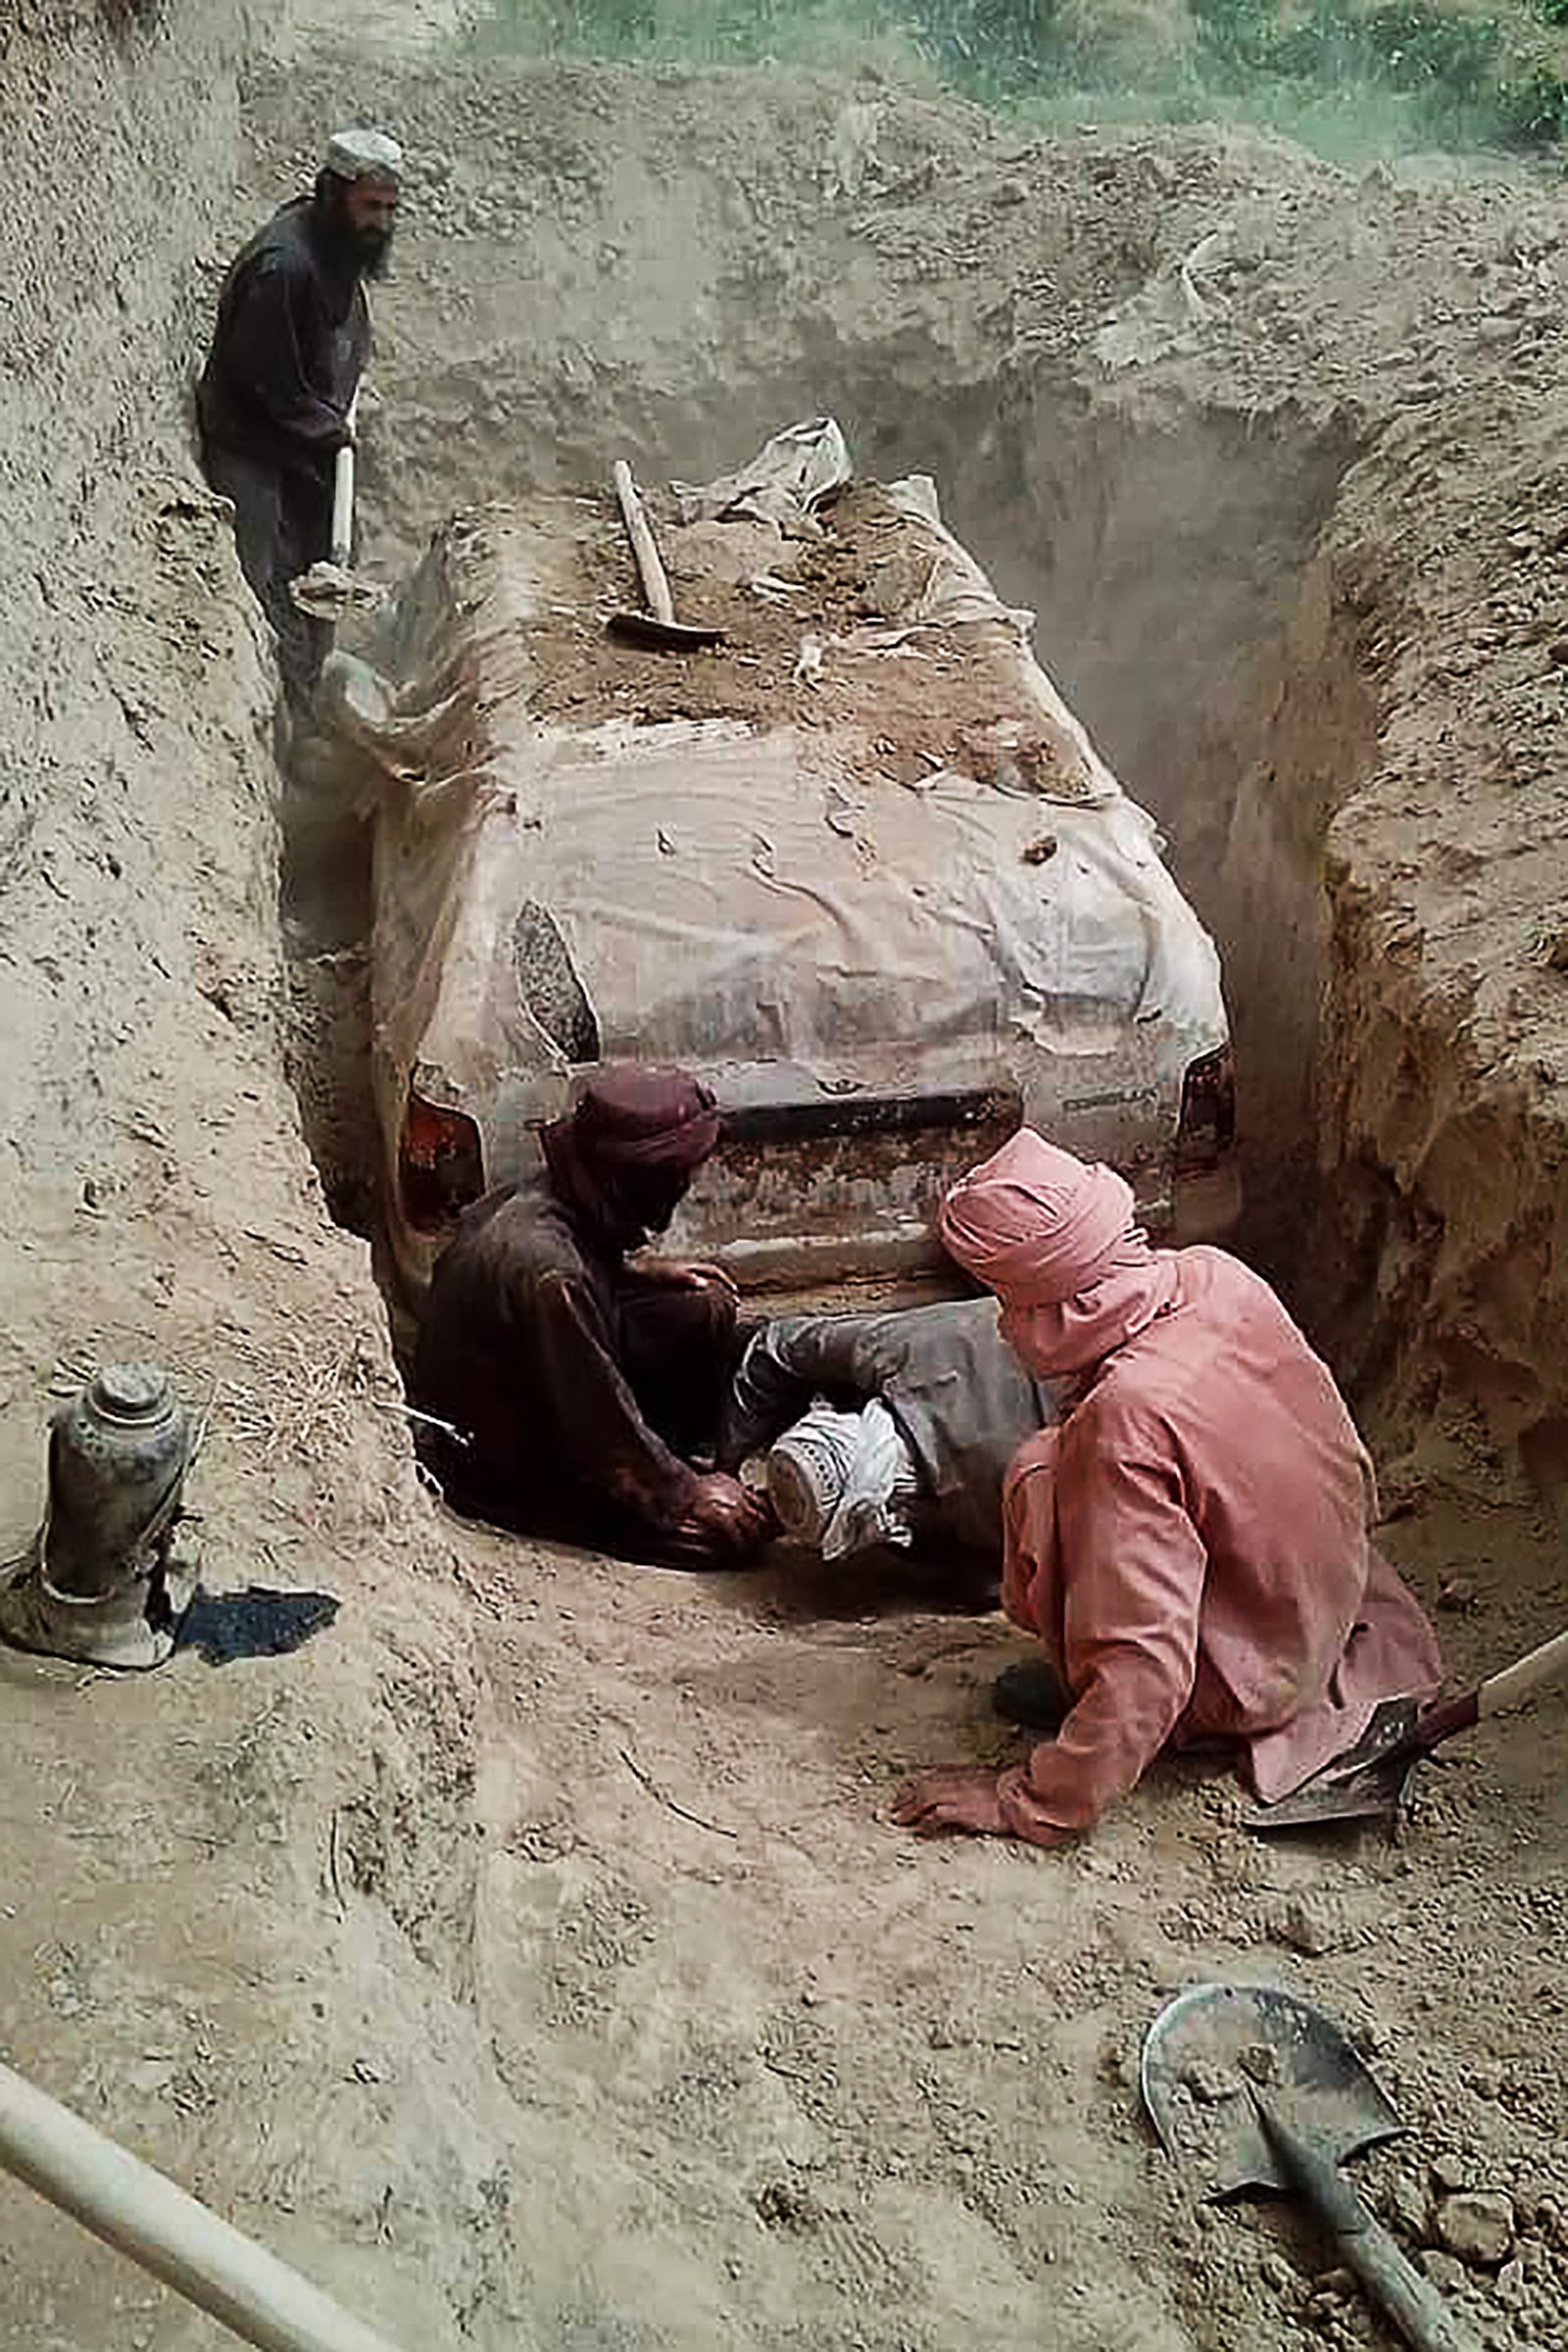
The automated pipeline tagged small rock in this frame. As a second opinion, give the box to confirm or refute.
[1436,2190,1515,2268]
[1466,2061,1503,2101]
[1420,2248,1468,2295]
[1494,2258,1527,2306]
[1270,1893,1347,1956]
[1185,2058,1239,2105]
[1098,2036,1134,2088]
[1385,2168,1431,2235]
[754,2177,820,2231]
[1511,2176,1559,2230]
[1432,2152,1471,2194]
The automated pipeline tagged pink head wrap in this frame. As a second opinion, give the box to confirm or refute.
[940,1128,1180,1378]
[939,1130,1135,1307]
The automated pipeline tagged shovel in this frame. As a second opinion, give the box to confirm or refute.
[290,389,384,625]
[1143,1983,1481,2352]
[607,459,723,650]
[1246,1621,1568,1835]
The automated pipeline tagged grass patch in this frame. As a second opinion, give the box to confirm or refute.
[458,0,1568,159]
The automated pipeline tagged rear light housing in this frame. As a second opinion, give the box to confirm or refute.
[398,1092,485,1234]
[1176,1044,1237,1175]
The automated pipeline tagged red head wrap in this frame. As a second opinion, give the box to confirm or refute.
[543,1065,721,1249]
[568,1065,721,1173]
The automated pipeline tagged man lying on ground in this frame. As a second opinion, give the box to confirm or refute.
[414,1066,769,1568]
[893,1130,1443,1846]
[718,1299,1057,1582]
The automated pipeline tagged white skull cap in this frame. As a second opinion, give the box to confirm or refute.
[766,1401,859,1544]
[323,127,404,183]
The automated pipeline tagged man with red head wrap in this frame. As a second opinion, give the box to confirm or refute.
[414,1066,768,1567]
[893,1129,1442,1844]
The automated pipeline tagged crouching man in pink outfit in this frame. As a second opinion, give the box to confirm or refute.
[892,1130,1442,1847]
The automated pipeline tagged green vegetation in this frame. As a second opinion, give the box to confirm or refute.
[464,0,1568,158]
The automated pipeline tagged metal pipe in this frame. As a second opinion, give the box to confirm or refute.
[0,2057,411,2352]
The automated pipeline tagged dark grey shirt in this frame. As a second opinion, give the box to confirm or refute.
[719,1298,1057,1556]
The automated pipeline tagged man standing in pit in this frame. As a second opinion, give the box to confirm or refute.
[414,1066,771,1570]
[197,126,400,710]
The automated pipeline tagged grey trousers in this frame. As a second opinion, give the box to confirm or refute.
[202,441,331,708]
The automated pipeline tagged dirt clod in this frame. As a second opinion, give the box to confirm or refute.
[1436,2191,1517,2268]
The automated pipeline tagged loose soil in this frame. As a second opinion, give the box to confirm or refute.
[406,483,1091,795]
[0,10,1565,2352]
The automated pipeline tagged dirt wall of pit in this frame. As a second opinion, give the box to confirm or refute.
[0,14,508,2345]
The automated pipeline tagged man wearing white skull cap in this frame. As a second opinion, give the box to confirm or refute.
[197,127,402,707]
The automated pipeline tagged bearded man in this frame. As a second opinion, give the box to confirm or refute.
[197,126,400,708]
[413,1066,769,1570]
[894,1130,1443,1846]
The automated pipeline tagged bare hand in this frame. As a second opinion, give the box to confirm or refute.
[663,1471,770,1565]
[639,1256,741,1303]
[891,1766,1010,1839]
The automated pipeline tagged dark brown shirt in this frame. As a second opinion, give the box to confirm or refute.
[413,1149,709,1543]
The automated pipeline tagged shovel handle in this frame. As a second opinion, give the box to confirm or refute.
[1406,1622,1568,1756]
[0,2055,408,2352]
[1254,2099,1481,2352]
[329,391,360,571]
[612,459,676,626]
[1478,1623,1568,1718]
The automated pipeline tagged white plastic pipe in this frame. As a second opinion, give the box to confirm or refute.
[0,2058,411,2352]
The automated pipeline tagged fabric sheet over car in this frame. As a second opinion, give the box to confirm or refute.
[318,420,1234,1298]
[330,434,1222,1126]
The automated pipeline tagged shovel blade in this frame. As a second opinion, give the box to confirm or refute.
[1142,1983,1404,2201]
[1244,1692,1426,1836]
[607,610,724,651]
[1243,1757,1411,1833]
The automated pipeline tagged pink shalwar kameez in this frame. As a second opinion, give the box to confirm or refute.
[940,1134,1442,1847]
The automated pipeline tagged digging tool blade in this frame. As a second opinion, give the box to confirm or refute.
[1246,1620,1568,1835]
[1142,1984,1480,2352]
[1141,1982,1402,2202]
[606,607,722,650]
[1244,1692,1427,1835]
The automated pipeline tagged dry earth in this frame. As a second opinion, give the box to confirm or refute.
[0,6,1565,2351]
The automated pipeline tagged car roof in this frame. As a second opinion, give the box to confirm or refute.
[350,457,1228,1112]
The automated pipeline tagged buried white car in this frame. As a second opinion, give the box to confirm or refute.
[320,420,1239,1320]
